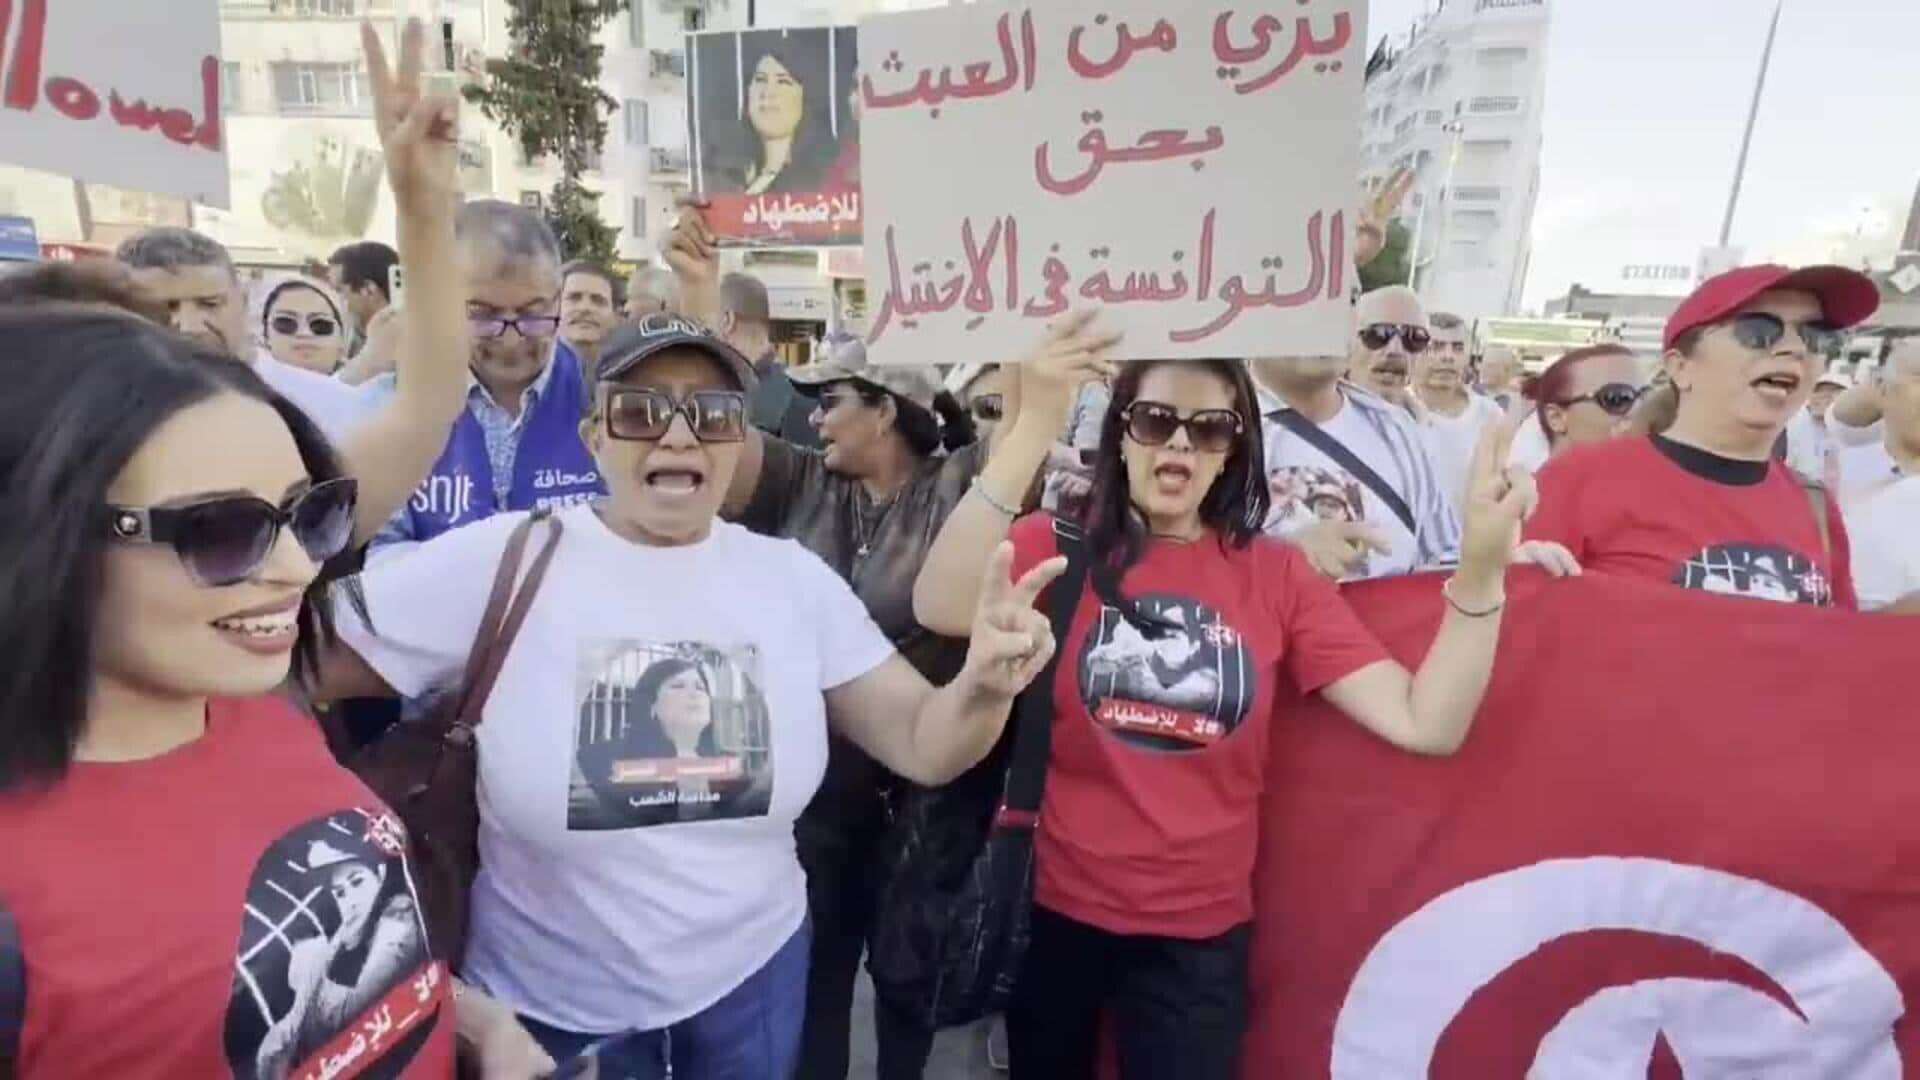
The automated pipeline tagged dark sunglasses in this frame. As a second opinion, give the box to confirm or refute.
[1121,401,1244,453]
[268,313,339,338]
[1358,323,1432,353]
[105,477,358,587]
[969,393,1005,423]
[1559,382,1645,417]
[1720,312,1843,358]
[469,313,562,340]
[606,388,748,443]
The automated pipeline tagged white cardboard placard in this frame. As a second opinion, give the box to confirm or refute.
[0,0,229,207]
[857,0,1363,365]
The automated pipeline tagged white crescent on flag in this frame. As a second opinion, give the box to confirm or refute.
[1331,858,1903,1077]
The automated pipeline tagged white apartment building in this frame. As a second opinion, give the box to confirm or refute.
[1362,0,1549,321]
[0,0,929,334]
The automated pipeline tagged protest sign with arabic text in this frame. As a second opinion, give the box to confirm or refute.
[857,0,1362,364]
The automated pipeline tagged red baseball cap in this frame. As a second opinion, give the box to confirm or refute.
[1663,264,1881,351]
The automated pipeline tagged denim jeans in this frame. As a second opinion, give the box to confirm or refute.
[520,919,811,1080]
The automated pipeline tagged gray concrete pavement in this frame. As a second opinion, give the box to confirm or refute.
[847,971,1001,1080]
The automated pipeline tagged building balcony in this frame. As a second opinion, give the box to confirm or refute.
[650,146,690,175]
[1466,95,1524,116]
[650,49,687,80]
[1452,185,1504,203]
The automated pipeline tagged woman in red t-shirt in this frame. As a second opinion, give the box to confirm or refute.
[1519,342,1647,457]
[1524,264,1879,609]
[0,310,532,1078]
[913,329,1571,1080]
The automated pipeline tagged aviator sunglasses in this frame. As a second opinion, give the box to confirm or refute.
[1357,323,1432,353]
[605,388,749,443]
[1559,382,1645,417]
[1121,401,1244,453]
[105,476,358,587]
[1717,312,1844,359]
[268,313,339,338]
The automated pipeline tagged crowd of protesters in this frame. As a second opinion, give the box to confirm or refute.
[0,15,1916,1080]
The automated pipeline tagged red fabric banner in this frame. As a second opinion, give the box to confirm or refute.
[1246,571,1920,1076]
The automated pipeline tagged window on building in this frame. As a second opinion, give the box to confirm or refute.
[625,100,650,147]
[271,62,369,115]
[221,62,244,114]
[1478,45,1529,65]
[628,1,647,47]
[631,195,648,238]
[520,190,544,212]
[683,6,706,33]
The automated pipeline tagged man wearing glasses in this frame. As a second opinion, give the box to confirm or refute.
[366,200,606,561]
[1253,285,1463,583]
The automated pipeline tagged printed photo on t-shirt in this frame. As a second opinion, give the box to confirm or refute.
[1078,594,1255,753]
[1674,543,1832,606]
[570,641,774,830]
[1268,466,1372,575]
[223,808,446,1080]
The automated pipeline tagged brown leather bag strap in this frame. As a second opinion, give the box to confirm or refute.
[452,516,539,694]
[446,510,564,732]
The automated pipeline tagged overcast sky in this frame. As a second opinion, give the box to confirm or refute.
[1366,0,1920,311]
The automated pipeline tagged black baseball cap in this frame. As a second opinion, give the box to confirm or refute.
[595,313,758,391]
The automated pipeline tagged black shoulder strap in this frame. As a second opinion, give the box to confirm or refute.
[996,520,1088,829]
[1268,407,1417,535]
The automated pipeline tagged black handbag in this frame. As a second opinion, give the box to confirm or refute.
[867,519,1088,1029]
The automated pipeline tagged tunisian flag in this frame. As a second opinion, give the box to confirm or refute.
[1248,571,1920,1076]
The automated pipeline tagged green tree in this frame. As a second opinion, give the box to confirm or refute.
[463,0,630,264]
[1358,221,1412,294]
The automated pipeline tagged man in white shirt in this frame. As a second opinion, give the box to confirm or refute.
[1783,370,1851,487]
[1477,344,1525,412]
[1841,343,1920,610]
[1414,311,1505,514]
[118,227,376,444]
[1826,341,1920,501]
[1253,291,1463,582]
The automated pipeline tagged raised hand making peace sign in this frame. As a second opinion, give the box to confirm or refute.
[964,544,1071,699]
[1458,414,1582,586]
[360,18,461,211]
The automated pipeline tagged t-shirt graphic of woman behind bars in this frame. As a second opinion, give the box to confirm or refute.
[226,808,437,1080]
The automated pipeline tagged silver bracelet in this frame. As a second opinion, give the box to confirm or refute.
[971,477,1021,518]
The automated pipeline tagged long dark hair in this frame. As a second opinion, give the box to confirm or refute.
[726,38,837,192]
[620,657,718,758]
[0,306,351,790]
[1080,360,1270,632]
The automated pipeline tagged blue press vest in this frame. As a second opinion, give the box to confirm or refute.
[402,345,605,542]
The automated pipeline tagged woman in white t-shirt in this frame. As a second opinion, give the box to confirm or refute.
[317,315,1063,1078]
